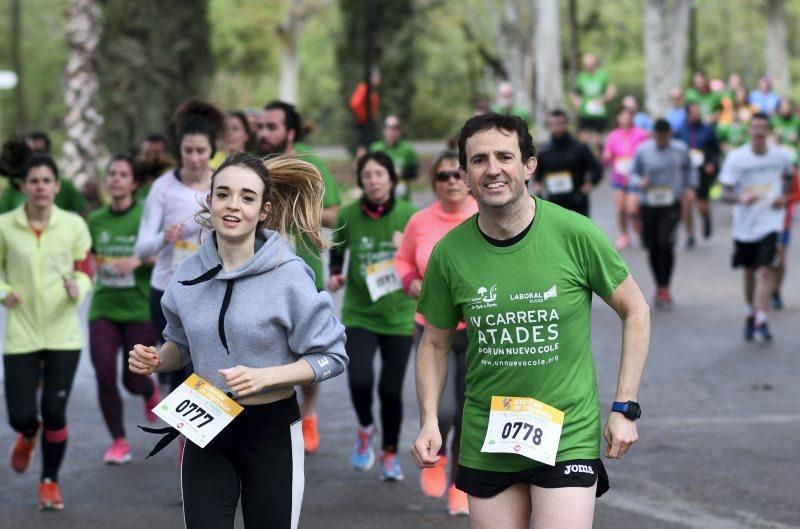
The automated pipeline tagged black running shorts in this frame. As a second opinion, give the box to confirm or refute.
[732,232,779,269]
[455,458,610,499]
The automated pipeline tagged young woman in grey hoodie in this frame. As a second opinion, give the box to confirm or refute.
[129,152,348,529]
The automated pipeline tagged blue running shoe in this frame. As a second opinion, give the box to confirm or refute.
[744,316,755,342]
[771,292,783,311]
[379,450,404,481]
[754,322,772,343]
[351,426,376,471]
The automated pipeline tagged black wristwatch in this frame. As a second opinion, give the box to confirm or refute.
[611,401,641,420]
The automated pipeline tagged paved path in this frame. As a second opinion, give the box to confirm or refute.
[1,182,798,528]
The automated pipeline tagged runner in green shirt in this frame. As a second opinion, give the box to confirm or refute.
[570,53,616,153]
[369,114,419,200]
[328,151,417,481]
[411,113,650,528]
[685,71,723,123]
[771,100,800,163]
[87,154,161,465]
[255,101,342,454]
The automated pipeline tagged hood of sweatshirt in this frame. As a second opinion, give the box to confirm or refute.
[194,228,300,280]
[179,228,301,354]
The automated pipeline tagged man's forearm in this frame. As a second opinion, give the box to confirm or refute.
[614,305,650,401]
[416,329,453,426]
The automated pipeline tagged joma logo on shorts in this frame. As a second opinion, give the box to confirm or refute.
[563,464,594,475]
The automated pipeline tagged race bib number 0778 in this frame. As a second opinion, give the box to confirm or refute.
[481,396,564,466]
[153,374,243,448]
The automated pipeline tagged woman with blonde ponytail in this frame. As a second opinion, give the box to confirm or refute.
[129,152,348,528]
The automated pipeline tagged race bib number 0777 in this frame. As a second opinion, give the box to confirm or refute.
[480,396,564,466]
[153,374,243,448]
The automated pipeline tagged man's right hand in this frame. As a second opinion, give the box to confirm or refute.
[1,291,20,308]
[411,422,442,469]
[129,344,160,375]
[739,192,758,205]
[327,274,346,292]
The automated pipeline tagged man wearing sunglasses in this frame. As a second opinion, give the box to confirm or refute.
[532,109,603,217]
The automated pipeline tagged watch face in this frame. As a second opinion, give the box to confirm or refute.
[627,402,641,419]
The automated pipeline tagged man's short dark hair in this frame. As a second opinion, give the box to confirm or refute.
[26,131,51,153]
[653,119,671,133]
[264,100,304,142]
[144,133,167,144]
[549,109,569,120]
[750,112,772,126]
[457,113,536,169]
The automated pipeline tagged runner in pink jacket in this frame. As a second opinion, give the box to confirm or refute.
[394,150,477,516]
[602,108,650,249]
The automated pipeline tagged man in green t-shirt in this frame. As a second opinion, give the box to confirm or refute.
[369,114,418,200]
[570,53,616,152]
[685,71,723,123]
[491,81,532,125]
[411,113,650,527]
[256,100,342,454]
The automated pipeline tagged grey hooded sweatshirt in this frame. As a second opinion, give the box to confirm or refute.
[160,228,348,400]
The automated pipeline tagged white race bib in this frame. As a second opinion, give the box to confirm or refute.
[171,239,198,273]
[153,374,243,448]
[613,157,633,176]
[365,258,402,302]
[545,171,574,195]
[96,256,135,288]
[481,396,564,466]
[690,149,704,169]
[585,98,605,116]
[646,186,675,206]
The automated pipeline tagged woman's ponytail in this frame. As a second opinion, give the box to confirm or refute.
[262,155,328,252]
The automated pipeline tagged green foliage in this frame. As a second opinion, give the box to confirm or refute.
[2,0,800,150]
[335,0,418,146]
[0,0,69,139]
[98,0,213,154]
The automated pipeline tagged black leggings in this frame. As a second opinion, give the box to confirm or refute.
[3,349,81,481]
[150,287,193,391]
[345,327,413,451]
[641,203,682,287]
[181,396,304,529]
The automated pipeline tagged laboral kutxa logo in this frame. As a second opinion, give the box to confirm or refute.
[509,284,557,304]
[469,284,498,309]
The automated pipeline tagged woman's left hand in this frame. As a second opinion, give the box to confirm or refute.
[64,277,79,300]
[219,366,269,397]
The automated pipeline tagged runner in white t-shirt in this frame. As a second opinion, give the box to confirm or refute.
[718,112,793,342]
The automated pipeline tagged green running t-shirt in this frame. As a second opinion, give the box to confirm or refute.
[417,197,629,471]
[87,202,153,323]
[333,199,417,335]
[574,69,611,118]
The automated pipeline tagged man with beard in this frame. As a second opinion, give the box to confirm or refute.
[256,100,342,453]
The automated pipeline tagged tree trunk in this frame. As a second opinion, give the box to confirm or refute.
[566,0,579,93]
[63,0,104,189]
[496,0,533,115]
[764,0,790,96]
[10,0,28,132]
[278,11,300,105]
[534,0,563,141]
[643,0,691,118]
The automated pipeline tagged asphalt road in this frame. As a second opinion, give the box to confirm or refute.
[0,181,798,529]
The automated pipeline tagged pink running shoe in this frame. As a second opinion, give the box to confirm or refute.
[104,438,132,465]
